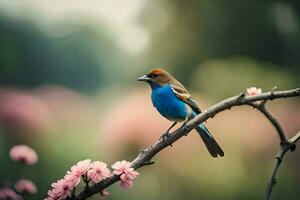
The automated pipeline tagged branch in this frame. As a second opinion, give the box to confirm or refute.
[73,88,300,200]
[290,131,300,143]
[263,142,291,200]
[263,128,300,200]
[247,93,300,200]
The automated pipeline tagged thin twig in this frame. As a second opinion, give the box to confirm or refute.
[290,131,300,143]
[72,88,300,200]
[264,143,290,200]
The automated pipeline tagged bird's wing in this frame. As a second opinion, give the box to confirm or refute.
[171,83,202,114]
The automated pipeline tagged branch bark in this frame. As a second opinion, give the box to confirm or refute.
[72,88,300,200]
[263,142,292,200]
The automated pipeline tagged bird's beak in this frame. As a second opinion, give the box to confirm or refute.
[137,74,149,82]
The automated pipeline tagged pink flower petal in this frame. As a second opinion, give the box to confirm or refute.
[120,179,134,189]
[87,161,111,183]
[246,87,262,96]
[50,179,71,199]
[67,159,91,177]
[111,160,139,190]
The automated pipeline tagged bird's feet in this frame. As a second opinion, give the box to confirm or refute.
[160,132,173,147]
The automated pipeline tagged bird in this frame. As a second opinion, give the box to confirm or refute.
[138,68,224,158]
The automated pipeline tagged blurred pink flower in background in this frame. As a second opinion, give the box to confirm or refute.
[0,187,23,200]
[246,87,262,96]
[65,159,91,188]
[9,145,38,165]
[34,85,97,128]
[50,179,71,200]
[112,160,139,189]
[15,179,37,194]
[87,161,111,183]
[0,89,50,133]
[100,90,171,155]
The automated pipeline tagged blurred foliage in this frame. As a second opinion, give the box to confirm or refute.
[191,56,296,100]
[0,15,136,91]
[142,0,300,86]
[0,0,300,200]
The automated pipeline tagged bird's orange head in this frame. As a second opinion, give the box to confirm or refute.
[138,68,174,86]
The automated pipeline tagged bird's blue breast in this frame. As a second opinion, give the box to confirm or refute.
[151,84,192,121]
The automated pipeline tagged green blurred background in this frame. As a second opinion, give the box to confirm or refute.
[0,0,300,199]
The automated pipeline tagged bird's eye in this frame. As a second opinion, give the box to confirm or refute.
[150,74,159,78]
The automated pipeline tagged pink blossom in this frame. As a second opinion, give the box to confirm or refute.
[111,160,131,175]
[45,189,64,200]
[65,159,91,188]
[50,179,72,200]
[44,190,61,200]
[87,161,111,183]
[112,160,139,189]
[9,145,38,165]
[119,168,139,189]
[246,87,262,96]
[15,179,37,194]
[120,175,134,189]
[0,187,23,200]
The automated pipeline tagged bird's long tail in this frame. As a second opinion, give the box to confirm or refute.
[195,123,224,158]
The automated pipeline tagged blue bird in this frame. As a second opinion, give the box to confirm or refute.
[138,68,224,157]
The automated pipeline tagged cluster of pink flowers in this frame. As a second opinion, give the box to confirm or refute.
[45,159,139,200]
[246,87,262,96]
[0,187,23,200]
[45,159,93,200]
[45,159,108,200]
[112,160,140,189]
[9,145,38,165]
